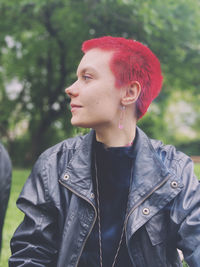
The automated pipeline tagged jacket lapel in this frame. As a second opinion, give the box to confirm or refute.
[60,130,96,205]
[126,127,183,241]
[59,127,183,242]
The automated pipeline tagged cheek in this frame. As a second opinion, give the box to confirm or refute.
[84,90,102,107]
[82,83,119,111]
[94,100,100,105]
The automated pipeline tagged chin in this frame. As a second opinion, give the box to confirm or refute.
[71,119,91,129]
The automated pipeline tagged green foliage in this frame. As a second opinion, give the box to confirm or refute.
[0,0,200,166]
[194,164,200,178]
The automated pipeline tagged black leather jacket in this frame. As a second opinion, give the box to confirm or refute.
[9,128,200,267]
[0,142,12,253]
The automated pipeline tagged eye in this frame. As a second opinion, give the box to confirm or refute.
[82,74,92,81]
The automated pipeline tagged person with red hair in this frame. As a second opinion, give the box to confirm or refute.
[10,36,200,267]
[82,36,163,119]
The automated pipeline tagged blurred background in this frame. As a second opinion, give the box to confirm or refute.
[0,1,200,265]
[0,0,200,167]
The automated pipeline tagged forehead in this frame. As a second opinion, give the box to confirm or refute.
[77,48,113,74]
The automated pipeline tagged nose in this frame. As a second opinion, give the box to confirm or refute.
[65,81,79,98]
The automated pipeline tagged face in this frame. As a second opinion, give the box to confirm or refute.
[65,48,122,130]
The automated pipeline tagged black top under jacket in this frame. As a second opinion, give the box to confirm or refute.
[78,138,136,266]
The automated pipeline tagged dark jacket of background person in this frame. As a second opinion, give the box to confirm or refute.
[9,128,200,267]
[0,142,12,253]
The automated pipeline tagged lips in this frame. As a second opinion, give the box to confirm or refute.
[70,103,82,112]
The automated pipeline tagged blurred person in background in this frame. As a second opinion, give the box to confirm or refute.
[9,36,200,267]
[0,142,12,254]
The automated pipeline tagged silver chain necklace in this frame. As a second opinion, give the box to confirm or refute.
[94,154,133,267]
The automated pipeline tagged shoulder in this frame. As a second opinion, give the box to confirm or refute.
[19,132,92,203]
[30,130,94,184]
[136,127,192,172]
[40,134,85,159]
[0,142,12,174]
[34,133,90,176]
[150,137,194,176]
[0,142,11,161]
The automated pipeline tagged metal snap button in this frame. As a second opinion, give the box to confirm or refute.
[63,174,70,180]
[90,193,95,199]
[171,181,178,188]
[142,208,150,215]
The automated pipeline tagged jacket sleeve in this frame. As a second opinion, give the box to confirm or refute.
[9,156,60,267]
[0,143,12,252]
[171,157,200,267]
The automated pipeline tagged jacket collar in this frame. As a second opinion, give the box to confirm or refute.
[127,127,170,213]
[125,128,183,241]
[60,130,96,205]
[60,127,181,209]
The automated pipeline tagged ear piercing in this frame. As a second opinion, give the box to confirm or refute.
[118,105,126,130]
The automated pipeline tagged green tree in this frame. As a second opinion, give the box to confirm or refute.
[0,0,199,165]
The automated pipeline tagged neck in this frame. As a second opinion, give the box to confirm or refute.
[95,121,137,147]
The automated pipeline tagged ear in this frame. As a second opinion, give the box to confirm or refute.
[121,81,141,106]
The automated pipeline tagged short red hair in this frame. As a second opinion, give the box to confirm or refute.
[82,36,163,119]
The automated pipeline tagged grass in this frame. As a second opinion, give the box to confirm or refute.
[0,165,200,266]
[194,163,200,178]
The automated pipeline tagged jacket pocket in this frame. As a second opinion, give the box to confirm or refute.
[145,210,168,246]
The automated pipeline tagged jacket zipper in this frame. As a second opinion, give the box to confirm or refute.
[60,173,171,266]
[125,174,171,255]
[59,180,97,267]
